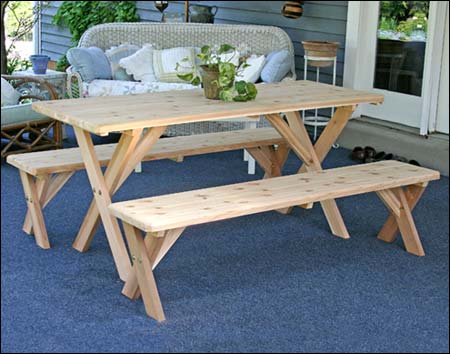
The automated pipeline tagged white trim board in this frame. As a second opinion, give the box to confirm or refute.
[343,1,448,135]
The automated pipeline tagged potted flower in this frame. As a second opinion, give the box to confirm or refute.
[176,44,258,102]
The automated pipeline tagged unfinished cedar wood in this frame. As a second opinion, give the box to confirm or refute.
[26,81,383,280]
[8,128,287,250]
[32,81,384,136]
[111,161,439,321]
[109,161,439,233]
[7,128,285,176]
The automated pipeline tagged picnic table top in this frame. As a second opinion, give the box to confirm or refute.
[32,80,384,136]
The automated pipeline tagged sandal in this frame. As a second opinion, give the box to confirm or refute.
[351,147,366,162]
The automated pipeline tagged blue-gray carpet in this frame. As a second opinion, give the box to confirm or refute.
[1,130,449,353]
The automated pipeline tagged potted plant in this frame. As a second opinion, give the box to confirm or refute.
[176,44,258,102]
[29,54,50,74]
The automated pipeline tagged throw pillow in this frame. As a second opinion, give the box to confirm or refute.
[153,47,196,83]
[119,44,157,83]
[236,55,266,83]
[261,50,292,83]
[1,78,21,107]
[67,47,112,82]
[105,44,141,81]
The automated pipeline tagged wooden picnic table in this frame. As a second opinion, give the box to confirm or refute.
[32,80,384,282]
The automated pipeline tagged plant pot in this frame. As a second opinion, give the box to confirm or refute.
[200,66,221,100]
[30,54,50,74]
[301,41,339,68]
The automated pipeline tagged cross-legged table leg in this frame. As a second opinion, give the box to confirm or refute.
[72,127,167,256]
[73,126,166,281]
[266,111,350,239]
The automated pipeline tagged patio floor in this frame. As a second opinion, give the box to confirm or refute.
[1,128,449,353]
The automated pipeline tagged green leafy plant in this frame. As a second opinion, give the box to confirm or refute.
[52,1,140,69]
[6,51,30,75]
[176,44,258,102]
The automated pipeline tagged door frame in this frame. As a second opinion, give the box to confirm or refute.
[343,1,448,135]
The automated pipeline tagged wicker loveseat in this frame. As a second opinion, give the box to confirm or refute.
[67,22,296,136]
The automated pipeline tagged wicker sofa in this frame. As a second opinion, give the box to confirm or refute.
[67,22,296,136]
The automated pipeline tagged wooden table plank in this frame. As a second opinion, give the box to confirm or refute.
[32,81,384,136]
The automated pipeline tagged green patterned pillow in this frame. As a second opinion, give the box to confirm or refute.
[153,47,197,83]
[105,44,141,81]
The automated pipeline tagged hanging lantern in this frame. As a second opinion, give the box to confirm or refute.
[154,1,169,13]
[282,1,304,19]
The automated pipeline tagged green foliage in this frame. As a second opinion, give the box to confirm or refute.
[53,1,139,72]
[53,1,140,44]
[5,1,33,40]
[6,53,31,75]
[176,44,258,102]
[397,12,428,36]
[379,1,429,40]
[55,55,70,72]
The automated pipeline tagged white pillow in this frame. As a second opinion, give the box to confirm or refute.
[1,78,20,107]
[153,47,196,83]
[217,51,241,67]
[236,55,266,83]
[119,44,157,83]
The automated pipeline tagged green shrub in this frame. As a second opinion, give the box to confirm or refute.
[53,1,140,69]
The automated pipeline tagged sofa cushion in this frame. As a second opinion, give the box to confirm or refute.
[82,79,198,98]
[119,44,157,83]
[261,50,292,83]
[105,44,141,81]
[1,103,49,127]
[236,55,266,83]
[1,78,21,107]
[67,47,112,82]
[153,47,196,83]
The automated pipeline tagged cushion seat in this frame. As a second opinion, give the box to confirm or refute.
[82,79,198,97]
[1,103,50,127]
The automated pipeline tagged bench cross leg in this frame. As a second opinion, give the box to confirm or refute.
[123,222,166,322]
[377,186,426,256]
[123,228,185,300]
[19,171,51,249]
[23,172,75,236]
[378,183,428,243]
[266,112,350,239]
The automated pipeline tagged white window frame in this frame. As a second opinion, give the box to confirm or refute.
[343,1,448,135]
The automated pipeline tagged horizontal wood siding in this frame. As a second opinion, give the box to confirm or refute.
[41,1,348,84]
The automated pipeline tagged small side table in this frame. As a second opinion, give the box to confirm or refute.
[13,69,68,138]
[13,69,67,99]
[302,55,337,141]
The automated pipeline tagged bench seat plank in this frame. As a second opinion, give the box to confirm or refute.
[7,128,285,176]
[109,161,440,233]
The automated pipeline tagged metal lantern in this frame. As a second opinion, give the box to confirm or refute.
[282,1,304,19]
[154,1,169,13]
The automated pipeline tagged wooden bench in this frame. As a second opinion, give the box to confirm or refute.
[108,161,439,321]
[7,128,289,250]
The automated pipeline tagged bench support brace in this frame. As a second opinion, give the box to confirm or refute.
[23,172,75,237]
[123,222,166,322]
[123,228,185,300]
[377,185,427,256]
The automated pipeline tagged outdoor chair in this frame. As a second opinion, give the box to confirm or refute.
[1,75,63,158]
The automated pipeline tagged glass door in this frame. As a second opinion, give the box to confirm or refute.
[358,1,435,130]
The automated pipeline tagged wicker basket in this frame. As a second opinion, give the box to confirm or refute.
[302,41,339,68]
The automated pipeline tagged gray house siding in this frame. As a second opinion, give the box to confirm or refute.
[40,1,348,85]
